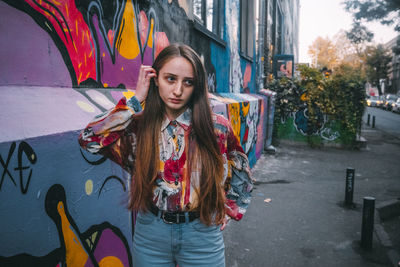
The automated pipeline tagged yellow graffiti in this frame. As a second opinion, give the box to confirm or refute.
[78,72,82,84]
[76,100,95,113]
[99,256,124,267]
[228,103,241,139]
[57,202,89,266]
[122,90,135,99]
[242,102,250,117]
[85,179,93,195]
[117,0,140,59]
[86,232,98,250]
[51,0,61,6]
[147,18,154,48]
[65,3,69,18]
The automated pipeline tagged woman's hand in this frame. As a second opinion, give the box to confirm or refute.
[134,65,157,103]
[220,215,231,231]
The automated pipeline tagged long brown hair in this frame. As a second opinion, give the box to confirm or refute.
[129,44,225,225]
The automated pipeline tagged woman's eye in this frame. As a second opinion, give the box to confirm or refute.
[166,76,175,82]
[185,80,194,86]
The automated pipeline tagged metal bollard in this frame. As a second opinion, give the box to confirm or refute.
[361,196,375,250]
[372,116,376,128]
[345,168,355,206]
[367,114,370,126]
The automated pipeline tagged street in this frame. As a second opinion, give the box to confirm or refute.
[224,111,400,267]
[363,107,400,135]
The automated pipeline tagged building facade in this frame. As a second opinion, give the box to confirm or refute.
[259,0,300,84]
[385,35,400,94]
[0,0,299,265]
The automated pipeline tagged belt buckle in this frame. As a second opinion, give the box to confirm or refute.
[161,212,174,224]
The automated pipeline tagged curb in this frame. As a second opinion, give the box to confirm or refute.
[374,200,400,267]
[276,137,368,150]
[376,200,400,221]
[388,250,400,267]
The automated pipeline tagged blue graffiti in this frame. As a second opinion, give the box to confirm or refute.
[294,108,324,135]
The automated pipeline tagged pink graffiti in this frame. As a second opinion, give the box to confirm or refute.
[243,63,252,91]
[24,0,96,85]
[23,0,169,88]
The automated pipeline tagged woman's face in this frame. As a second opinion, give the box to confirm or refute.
[156,56,195,120]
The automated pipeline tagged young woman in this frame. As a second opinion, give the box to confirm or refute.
[79,44,253,266]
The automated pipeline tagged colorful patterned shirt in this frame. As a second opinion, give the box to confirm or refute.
[79,96,253,221]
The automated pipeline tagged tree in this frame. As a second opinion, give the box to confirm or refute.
[308,33,366,73]
[344,0,400,53]
[364,44,392,95]
[333,30,365,68]
[343,0,400,31]
[308,37,338,69]
[345,21,373,50]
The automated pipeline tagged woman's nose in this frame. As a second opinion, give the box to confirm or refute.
[173,81,183,96]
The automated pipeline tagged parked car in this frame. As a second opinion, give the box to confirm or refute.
[383,94,398,111]
[366,96,380,107]
[376,95,385,108]
[392,98,400,113]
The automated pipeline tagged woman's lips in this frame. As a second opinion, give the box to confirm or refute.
[170,98,182,104]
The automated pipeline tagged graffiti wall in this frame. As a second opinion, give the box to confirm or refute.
[0,86,268,265]
[210,93,268,167]
[276,112,342,143]
[0,0,269,265]
[0,0,169,88]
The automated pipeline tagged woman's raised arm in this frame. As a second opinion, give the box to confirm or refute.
[78,65,156,168]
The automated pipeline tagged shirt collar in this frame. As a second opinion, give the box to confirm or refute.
[161,108,192,132]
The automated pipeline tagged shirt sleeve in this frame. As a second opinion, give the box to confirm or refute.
[224,123,254,221]
[78,96,143,171]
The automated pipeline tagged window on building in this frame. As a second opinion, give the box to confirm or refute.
[276,5,283,54]
[240,0,255,59]
[193,0,223,37]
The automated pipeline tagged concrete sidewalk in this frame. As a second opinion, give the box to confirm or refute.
[224,127,400,267]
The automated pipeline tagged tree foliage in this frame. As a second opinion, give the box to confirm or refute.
[332,30,366,70]
[308,37,338,69]
[364,44,392,94]
[343,0,400,31]
[344,0,400,54]
[308,32,367,78]
[346,21,374,45]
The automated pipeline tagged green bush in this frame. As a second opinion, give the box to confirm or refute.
[270,64,366,147]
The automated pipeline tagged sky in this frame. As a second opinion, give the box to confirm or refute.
[299,0,398,64]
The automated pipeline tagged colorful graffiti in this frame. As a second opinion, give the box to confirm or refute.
[3,0,169,88]
[226,0,243,93]
[0,129,133,265]
[242,99,260,154]
[294,107,324,136]
[277,108,341,142]
[0,88,267,265]
[0,184,132,266]
[209,93,264,165]
[242,64,252,92]
[0,0,268,264]
[0,141,37,194]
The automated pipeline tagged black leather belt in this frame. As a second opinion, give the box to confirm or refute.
[149,204,199,224]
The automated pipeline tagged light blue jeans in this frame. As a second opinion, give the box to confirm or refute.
[133,211,225,267]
